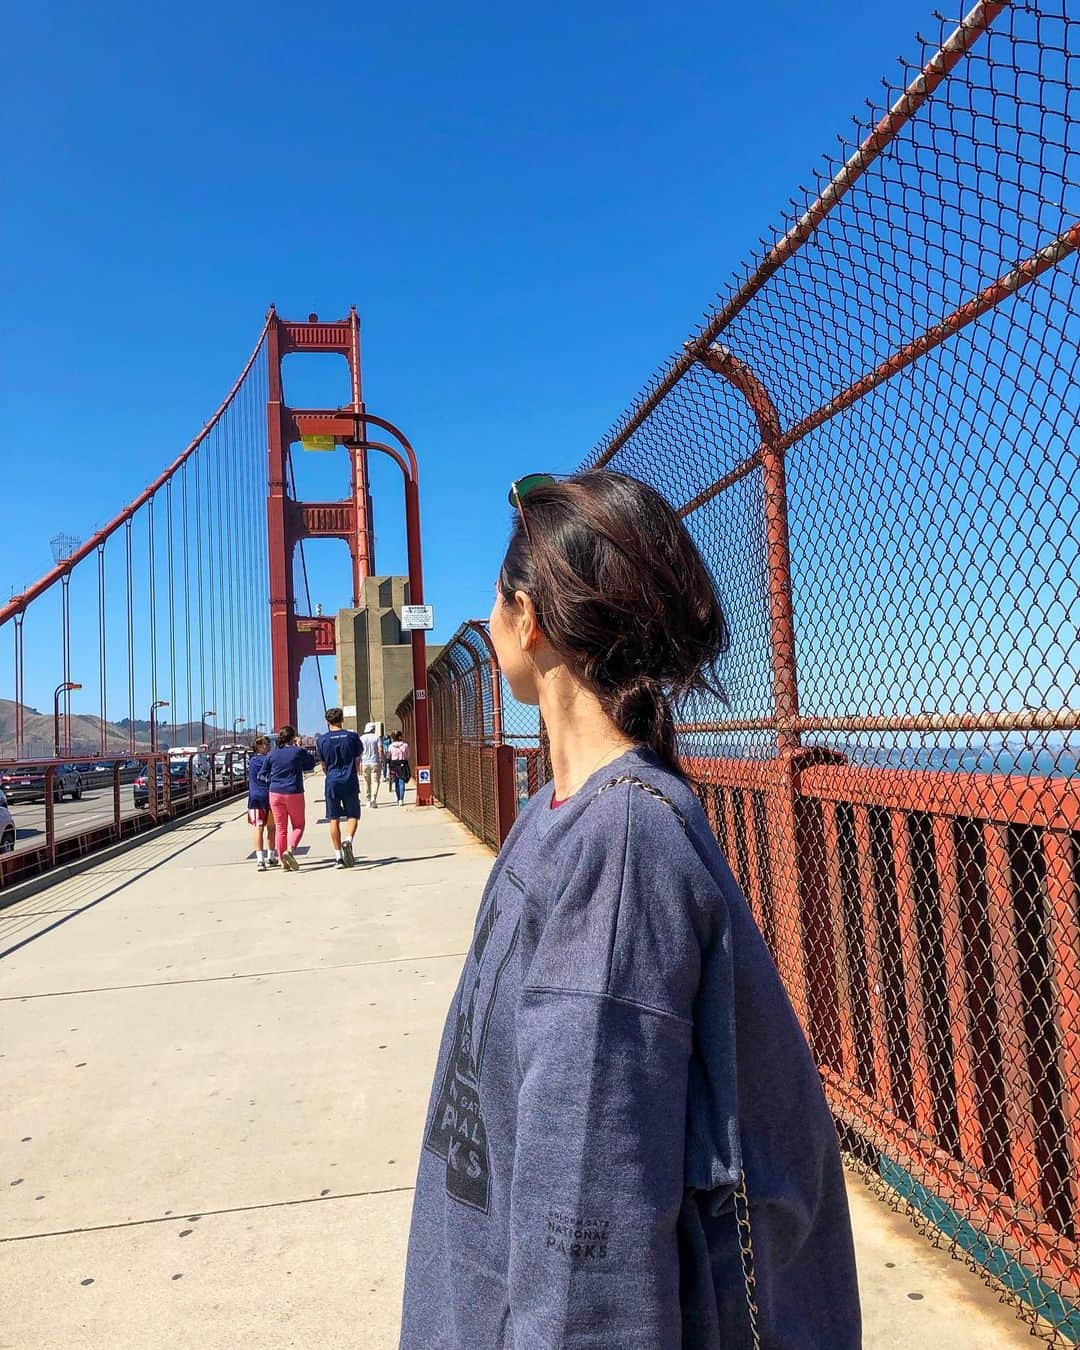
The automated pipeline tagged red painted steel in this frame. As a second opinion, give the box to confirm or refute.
[264,312,430,762]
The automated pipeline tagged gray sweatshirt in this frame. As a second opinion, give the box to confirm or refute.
[400,748,860,1348]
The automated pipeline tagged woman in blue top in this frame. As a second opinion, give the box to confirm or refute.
[258,725,315,872]
[400,472,860,1348]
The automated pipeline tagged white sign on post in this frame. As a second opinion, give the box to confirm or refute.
[400,604,434,631]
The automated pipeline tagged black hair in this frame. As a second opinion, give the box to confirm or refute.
[499,470,728,773]
[276,724,297,748]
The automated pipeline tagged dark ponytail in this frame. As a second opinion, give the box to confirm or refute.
[499,470,728,774]
[606,676,677,768]
[276,724,297,748]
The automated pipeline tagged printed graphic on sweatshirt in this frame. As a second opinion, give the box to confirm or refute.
[425,883,520,1212]
[544,1208,612,1262]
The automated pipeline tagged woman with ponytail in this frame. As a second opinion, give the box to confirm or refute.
[401,472,860,1349]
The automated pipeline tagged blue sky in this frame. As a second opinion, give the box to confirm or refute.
[2,0,953,732]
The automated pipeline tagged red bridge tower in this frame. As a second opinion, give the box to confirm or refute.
[265,306,431,803]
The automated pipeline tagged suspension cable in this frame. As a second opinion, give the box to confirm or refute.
[98,544,107,755]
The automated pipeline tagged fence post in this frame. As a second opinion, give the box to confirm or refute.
[495,744,518,845]
[112,760,122,840]
[44,766,56,868]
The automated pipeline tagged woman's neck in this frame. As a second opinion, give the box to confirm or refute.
[537,668,635,802]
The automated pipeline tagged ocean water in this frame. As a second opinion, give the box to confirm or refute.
[676,732,1080,780]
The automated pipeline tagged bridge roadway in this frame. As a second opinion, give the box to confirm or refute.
[0,780,1043,1347]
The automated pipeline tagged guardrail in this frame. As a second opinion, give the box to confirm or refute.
[0,751,250,891]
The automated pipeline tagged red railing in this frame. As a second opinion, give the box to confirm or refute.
[0,751,251,893]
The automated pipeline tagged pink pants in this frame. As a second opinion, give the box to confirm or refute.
[269,791,306,851]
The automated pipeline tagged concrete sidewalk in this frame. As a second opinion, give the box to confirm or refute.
[0,781,1040,1347]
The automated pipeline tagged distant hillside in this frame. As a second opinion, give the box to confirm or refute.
[0,700,224,760]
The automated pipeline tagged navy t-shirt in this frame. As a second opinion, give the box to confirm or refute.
[259,744,315,794]
[247,753,270,808]
[316,728,362,782]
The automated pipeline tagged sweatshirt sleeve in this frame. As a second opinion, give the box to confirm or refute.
[300,748,316,771]
[508,786,714,1349]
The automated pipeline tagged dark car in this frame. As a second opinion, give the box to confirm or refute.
[0,764,83,804]
[133,761,197,809]
[74,758,143,785]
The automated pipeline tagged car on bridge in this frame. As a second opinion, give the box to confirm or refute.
[0,790,15,854]
[0,764,84,804]
[133,760,208,809]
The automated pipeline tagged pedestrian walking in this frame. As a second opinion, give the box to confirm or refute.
[315,707,363,869]
[386,730,410,805]
[246,734,278,870]
[380,729,392,782]
[359,721,383,807]
[400,471,860,1348]
[259,724,315,872]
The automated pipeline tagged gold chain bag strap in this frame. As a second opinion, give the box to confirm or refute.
[592,774,762,1349]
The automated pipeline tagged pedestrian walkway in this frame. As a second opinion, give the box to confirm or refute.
[0,779,1045,1347]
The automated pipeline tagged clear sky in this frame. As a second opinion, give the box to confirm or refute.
[2,0,942,731]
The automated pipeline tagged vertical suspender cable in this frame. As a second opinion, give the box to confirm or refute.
[236,388,250,735]
[148,499,158,738]
[223,406,239,736]
[215,422,227,735]
[246,382,257,734]
[195,448,206,735]
[206,435,218,736]
[126,519,136,754]
[14,614,24,759]
[183,461,193,738]
[98,544,107,755]
[167,479,177,734]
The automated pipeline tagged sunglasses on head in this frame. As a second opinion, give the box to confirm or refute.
[508,473,559,543]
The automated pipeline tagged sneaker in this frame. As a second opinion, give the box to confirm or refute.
[267,855,280,867]
[342,839,355,869]
[335,857,346,870]
[257,859,267,872]
[281,851,299,872]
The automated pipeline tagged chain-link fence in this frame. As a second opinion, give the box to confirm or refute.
[404,1,1079,1338]
[398,621,548,849]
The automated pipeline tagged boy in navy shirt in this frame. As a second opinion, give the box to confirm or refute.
[315,707,363,869]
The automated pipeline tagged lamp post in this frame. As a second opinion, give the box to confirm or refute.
[201,709,216,747]
[150,700,170,753]
[53,681,82,758]
[233,716,246,744]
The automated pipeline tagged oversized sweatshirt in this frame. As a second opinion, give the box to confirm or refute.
[400,748,860,1349]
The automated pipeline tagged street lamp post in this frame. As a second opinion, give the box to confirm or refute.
[150,700,170,753]
[53,681,82,758]
[232,716,246,744]
[201,709,216,747]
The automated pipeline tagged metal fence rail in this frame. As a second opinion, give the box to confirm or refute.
[0,752,251,892]
[402,2,1079,1339]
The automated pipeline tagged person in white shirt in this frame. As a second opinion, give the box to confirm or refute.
[360,721,384,807]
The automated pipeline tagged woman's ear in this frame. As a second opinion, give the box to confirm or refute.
[515,590,540,652]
